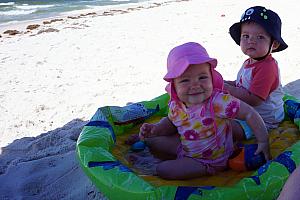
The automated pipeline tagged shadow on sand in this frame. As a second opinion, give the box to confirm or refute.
[0,118,107,200]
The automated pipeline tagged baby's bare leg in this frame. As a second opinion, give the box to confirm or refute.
[145,134,180,160]
[231,120,246,142]
[156,157,207,180]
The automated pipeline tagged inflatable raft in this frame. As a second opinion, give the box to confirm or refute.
[76,93,300,200]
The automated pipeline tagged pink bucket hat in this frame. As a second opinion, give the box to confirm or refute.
[164,42,223,90]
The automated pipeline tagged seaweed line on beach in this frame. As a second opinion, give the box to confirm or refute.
[0,0,190,40]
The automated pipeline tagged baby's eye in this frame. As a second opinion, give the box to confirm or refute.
[198,76,208,80]
[241,34,249,39]
[179,79,189,83]
[257,35,266,40]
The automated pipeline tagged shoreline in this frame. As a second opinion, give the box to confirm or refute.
[0,0,181,37]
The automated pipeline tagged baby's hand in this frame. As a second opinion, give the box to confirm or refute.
[139,123,157,140]
[255,141,271,161]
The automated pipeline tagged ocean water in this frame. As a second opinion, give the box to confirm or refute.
[0,0,148,25]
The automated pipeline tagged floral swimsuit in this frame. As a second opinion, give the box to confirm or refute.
[168,90,240,173]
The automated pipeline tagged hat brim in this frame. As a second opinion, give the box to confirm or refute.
[229,22,242,46]
[272,37,288,52]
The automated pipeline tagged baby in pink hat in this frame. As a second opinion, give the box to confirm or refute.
[139,42,271,180]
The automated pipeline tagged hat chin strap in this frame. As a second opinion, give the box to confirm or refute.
[167,81,180,101]
[252,38,274,61]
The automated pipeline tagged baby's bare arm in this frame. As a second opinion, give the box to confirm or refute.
[140,117,177,139]
[236,101,271,160]
[224,80,236,86]
[277,165,300,200]
[224,84,263,107]
[155,117,177,136]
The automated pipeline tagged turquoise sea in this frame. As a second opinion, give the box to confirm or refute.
[0,0,148,25]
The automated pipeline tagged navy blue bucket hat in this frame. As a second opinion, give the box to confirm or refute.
[229,6,288,52]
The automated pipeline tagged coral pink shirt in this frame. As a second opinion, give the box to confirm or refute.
[236,55,284,129]
[236,55,279,100]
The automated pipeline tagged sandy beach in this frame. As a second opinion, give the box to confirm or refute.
[0,0,299,199]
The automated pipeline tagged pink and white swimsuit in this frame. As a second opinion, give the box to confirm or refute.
[168,90,240,173]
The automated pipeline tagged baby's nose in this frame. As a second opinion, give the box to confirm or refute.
[190,81,201,88]
[248,36,257,43]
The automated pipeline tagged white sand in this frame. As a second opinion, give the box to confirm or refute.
[0,0,299,199]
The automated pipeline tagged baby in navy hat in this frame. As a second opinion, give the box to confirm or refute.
[224,6,288,141]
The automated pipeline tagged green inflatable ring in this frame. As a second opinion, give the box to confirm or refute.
[76,93,300,200]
